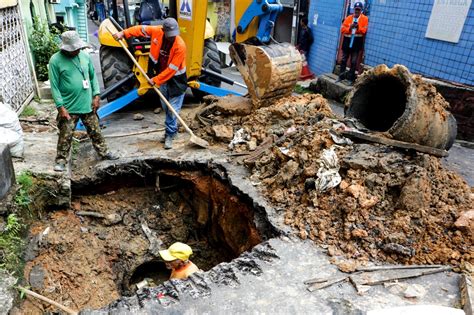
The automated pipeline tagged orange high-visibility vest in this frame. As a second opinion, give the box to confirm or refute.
[123,25,186,86]
[341,14,369,36]
[170,261,199,280]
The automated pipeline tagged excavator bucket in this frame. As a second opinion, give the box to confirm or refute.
[229,42,302,107]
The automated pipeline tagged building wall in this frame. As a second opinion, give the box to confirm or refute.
[307,0,345,75]
[364,1,473,85]
[19,0,56,32]
[53,0,88,41]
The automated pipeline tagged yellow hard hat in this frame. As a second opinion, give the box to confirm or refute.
[159,242,193,261]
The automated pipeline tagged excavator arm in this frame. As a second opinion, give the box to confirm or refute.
[230,0,302,107]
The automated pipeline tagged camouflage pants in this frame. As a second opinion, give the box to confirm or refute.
[56,112,108,163]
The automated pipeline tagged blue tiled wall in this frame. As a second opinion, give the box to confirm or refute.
[307,0,345,75]
[364,1,474,85]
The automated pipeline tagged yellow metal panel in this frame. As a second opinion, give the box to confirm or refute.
[177,0,208,79]
[0,0,18,9]
[98,19,124,48]
[234,0,258,43]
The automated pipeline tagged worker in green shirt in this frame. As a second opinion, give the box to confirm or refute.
[49,31,118,172]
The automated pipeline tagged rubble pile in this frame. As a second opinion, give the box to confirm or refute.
[196,94,473,267]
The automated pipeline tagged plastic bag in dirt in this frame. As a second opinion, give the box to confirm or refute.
[0,102,24,157]
[315,146,341,192]
[228,128,249,149]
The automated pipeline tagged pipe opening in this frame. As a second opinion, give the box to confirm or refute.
[129,260,169,289]
[348,74,407,132]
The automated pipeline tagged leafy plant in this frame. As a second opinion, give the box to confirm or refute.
[0,214,25,275]
[30,17,60,81]
[14,171,33,209]
[294,84,312,94]
[20,106,37,117]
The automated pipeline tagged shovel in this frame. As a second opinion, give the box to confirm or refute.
[105,24,209,148]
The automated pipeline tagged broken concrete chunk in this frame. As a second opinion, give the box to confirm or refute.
[154,108,162,114]
[403,283,427,299]
[134,113,145,120]
[212,124,234,141]
[382,243,415,257]
[29,264,45,290]
[0,270,16,315]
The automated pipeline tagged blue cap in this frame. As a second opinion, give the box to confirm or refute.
[354,2,364,9]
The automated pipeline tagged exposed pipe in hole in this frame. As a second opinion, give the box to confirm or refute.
[346,64,457,150]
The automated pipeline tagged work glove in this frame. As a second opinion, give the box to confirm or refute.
[113,31,125,41]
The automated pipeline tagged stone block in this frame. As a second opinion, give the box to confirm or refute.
[0,144,15,200]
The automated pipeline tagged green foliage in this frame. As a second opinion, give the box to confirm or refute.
[20,106,37,117]
[294,84,312,94]
[30,17,60,81]
[0,214,25,275]
[14,171,33,209]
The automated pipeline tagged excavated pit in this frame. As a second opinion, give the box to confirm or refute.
[20,163,277,313]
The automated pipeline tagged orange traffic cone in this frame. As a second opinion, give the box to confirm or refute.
[300,53,314,80]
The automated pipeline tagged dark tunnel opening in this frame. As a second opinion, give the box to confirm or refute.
[348,75,408,132]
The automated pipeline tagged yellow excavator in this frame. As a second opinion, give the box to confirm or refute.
[77,0,301,129]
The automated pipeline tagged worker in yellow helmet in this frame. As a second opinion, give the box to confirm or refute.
[159,242,200,280]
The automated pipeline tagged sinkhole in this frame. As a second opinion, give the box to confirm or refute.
[65,163,277,305]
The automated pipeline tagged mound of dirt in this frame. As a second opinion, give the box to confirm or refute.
[195,93,473,267]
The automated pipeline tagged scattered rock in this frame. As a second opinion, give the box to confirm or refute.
[214,95,253,116]
[134,113,145,120]
[0,270,16,315]
[351,229,368,238]
[212,125,234,141]
[455,210,474,234]
[403,284,427,299]
[103,213,122,226]
[382,243,415,257]
[154,108,162,114]
[29,265,45,290]
[335,259,358,273]
[347,184,365,198]
[279,160,300,184]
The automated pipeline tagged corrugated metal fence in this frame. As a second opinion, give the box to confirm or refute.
[0,5,34,112]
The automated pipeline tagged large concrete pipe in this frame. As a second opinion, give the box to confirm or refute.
[345,65,457,150]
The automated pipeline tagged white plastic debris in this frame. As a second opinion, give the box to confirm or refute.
[0,102,24,157]
[228,128,249,149]
[329,130,353,145]
[315,146,341,192]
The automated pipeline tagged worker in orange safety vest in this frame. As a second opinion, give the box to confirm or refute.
[159,242,200,280]
[114,18,187,150]
[339,2,368,83]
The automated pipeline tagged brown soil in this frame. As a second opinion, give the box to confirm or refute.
[19,183,243,313]
[196,93,474,268]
